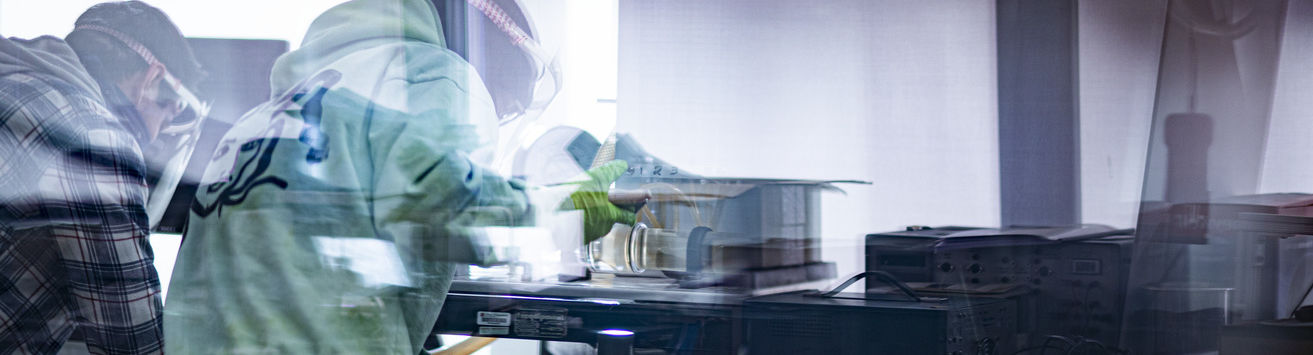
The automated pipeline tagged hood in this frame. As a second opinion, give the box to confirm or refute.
[270,0,446,95]
[0,35,102,100]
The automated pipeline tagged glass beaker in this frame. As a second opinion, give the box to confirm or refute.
[584,222,648,274]
[584,222,711,275]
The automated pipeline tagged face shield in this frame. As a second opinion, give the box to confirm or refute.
[458,0,569,174]
[464,0,562,127]
[141,72,208,230]
[497,36,560,127]
[74,25,210,229]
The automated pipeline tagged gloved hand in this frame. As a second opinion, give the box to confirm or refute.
[560,160,638,243]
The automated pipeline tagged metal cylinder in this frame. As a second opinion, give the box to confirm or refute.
[595,329,634,355]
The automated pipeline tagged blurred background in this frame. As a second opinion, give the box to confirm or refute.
[9,1,1313,353]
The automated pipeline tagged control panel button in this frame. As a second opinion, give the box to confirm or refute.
[940,263,955,272]
[1071,259,1102,275]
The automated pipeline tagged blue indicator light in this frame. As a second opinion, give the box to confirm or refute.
[598,329,634,337]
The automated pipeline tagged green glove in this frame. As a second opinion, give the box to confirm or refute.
[561,160,638,243]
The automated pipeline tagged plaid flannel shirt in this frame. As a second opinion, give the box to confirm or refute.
[0,72,163,355]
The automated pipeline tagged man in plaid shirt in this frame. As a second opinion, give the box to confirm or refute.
[0,2,204,354]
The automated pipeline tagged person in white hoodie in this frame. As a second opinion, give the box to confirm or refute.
[163,0,634,353]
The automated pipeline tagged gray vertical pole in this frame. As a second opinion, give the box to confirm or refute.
[996,0,1081,227]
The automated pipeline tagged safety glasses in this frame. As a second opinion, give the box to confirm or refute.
[73,24,209,136]
[154,65,207,135]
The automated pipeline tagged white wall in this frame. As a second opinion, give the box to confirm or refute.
[1261,0,1313,193]
[616,0,1001,283]
[1077,0,1168,227]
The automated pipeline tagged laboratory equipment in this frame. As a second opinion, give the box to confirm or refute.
[1125,193,1313,353]
[596,329,635,355]
[507,130,859,288]
[583,178,846,289]
[744,272,1018,355]
[866,225,1133,349]
[1220,321,1313,355]
[434,279,747,353]
[433,132,869,353]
